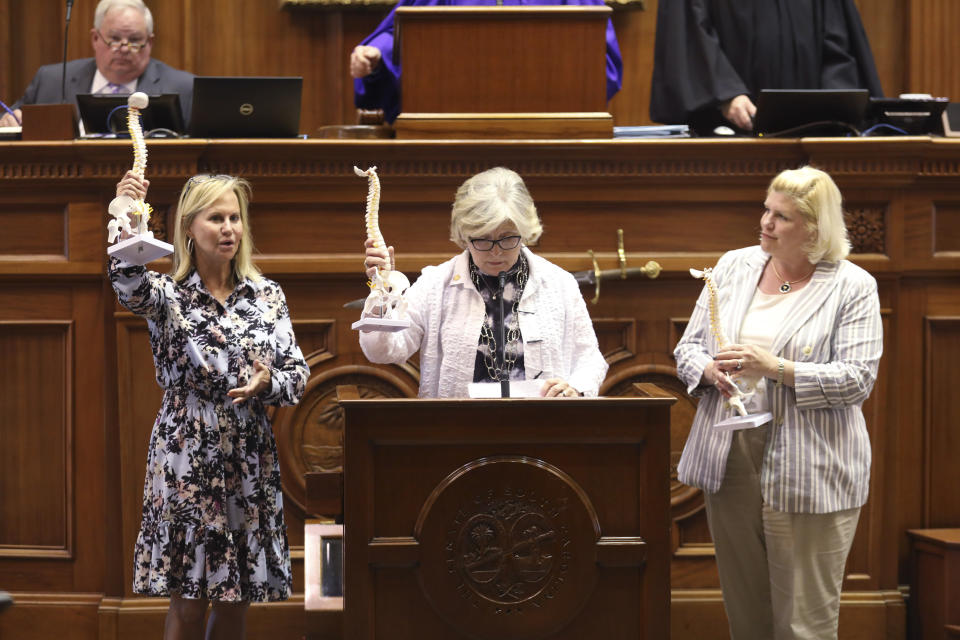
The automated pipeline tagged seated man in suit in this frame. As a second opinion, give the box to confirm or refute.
[349,0,623,124]
[0,0,194,129]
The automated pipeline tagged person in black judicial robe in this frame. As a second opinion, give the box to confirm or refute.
[649,0,884,136]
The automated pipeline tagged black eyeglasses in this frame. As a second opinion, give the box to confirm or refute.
[97,30,149,52]
[469,235,522,251]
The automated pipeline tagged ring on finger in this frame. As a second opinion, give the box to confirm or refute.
[735,359,743,371]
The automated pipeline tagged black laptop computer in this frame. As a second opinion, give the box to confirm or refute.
[76,93,185,135]
[753,89,870,136]
[189,76,302,138]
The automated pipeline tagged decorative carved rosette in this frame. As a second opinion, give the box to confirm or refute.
[414,456,601,639]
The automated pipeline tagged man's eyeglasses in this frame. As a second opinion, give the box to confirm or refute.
[97,31,149,52]
[469,235,522,251]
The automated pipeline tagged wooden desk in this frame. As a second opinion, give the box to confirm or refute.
[338,386,673,640]
[907,529,960,640]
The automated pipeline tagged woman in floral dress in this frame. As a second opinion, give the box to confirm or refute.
[109,171,309,639]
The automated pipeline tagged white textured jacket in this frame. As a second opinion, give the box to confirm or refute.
[359,248,609,398]
[674,246,883,513]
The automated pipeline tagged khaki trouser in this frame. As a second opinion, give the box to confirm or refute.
[704,425,861,640]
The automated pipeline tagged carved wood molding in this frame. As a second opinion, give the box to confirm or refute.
[3,140,960,184]
[0,162,83,179]
[846,205,887,254]
[921,158,960,176]
[273,363,419,515]
[592,317,636,365]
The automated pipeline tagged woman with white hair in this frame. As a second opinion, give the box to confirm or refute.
[109,171,308,639]
[360,166,608,398]
[674,166,883,639]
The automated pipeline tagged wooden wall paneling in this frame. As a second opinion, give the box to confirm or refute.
[102,279,126,598]
[907,0,960,98]
[148,0,190,72]
[321,10,346,130]
[894,278,927,579]
[595,279,718,591]
[933,201,960,255]
[0,0,9,104]
[96,595,305,640]
[854,0,906,97]
[874,283,904,590]
[263,4,333,135]
[4,1,63,104]
[114,315,165,596]
[0,204,67,256]
[902,188,934,265]
[608,1,655,126]
[844,301,894,591]
[189,1,332,135]
[924,315,960,527]
[72,280,111,593]
[0,319,72,558]
[0,593,102,640]
[671,590,903,640]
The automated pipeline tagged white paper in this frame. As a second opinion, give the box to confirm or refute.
[714,411,773,432]
[468,379,547,398]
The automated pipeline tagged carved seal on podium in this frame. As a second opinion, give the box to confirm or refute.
[414,456,600,640]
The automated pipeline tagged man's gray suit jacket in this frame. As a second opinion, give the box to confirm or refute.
[13,57,195,127]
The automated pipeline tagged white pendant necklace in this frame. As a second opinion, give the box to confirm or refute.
[771,260,814,293]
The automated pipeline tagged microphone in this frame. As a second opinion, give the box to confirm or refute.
[498,271,509,398]
[61,0,75,103]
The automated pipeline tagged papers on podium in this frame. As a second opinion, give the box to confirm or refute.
[468,379,547,398]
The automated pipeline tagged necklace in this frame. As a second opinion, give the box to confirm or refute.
[770,260,814,293]
[470,254,528,381]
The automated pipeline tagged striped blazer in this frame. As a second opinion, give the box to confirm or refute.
[674,246,883,513]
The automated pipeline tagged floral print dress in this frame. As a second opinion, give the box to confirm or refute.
[109,257,309,602]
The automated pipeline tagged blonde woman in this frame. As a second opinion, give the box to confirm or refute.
[360,167,608,398]
[109,171,308,640]
[674,166,883,639]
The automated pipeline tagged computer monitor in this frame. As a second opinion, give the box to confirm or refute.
[75,93,185,135]
[866,96,949,135]
[188,76,302,138]
[753,89,870,136]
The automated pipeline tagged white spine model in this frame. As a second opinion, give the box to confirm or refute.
[107,92,154,243]
[690,267,749,417]
[355,165,410,319]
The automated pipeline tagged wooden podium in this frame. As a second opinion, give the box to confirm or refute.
[393,6,614,139]
[336,384,673,640]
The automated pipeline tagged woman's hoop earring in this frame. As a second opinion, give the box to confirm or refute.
[186,237,194,255]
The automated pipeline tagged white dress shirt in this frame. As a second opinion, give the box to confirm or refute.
[91,70,137,94]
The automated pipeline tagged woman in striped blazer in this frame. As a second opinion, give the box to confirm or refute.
[674,166,883,640]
